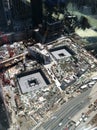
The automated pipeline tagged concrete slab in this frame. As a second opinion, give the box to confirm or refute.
[17,69,50,94]
[51,49,71,60]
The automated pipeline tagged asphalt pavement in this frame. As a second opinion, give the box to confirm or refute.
[52,98,89,130]
[37,88,91,130]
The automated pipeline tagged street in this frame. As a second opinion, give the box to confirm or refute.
[37,88,92,130]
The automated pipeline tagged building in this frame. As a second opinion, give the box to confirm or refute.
[10,0,32,32]
[0,0,12,31]
[0,0,32,32]
[0,85,10,130]
[31,0,43,28]
[16,69,50,94]
[11,0,31,21]
[50,45,75,61]
[0,0,6,28]
[28,46,51,65]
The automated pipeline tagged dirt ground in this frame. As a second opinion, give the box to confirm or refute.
[89,114,97,126]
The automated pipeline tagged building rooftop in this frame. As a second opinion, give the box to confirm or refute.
[50,45,75,60]
[29,46,49,56]
[16,69,50,94]
[51,48,71,60]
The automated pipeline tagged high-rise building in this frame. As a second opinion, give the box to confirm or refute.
[10,0,32,31]
[0,0,12,31]
[0,0,43,32]
[0,0,32,32]
[11,0,31,20]
[31,0,43,28]
[0,85,10,130]
[0,1,6,28]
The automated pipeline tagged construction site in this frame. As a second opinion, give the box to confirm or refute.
[0,32,97,130]
[0,0,97,130]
